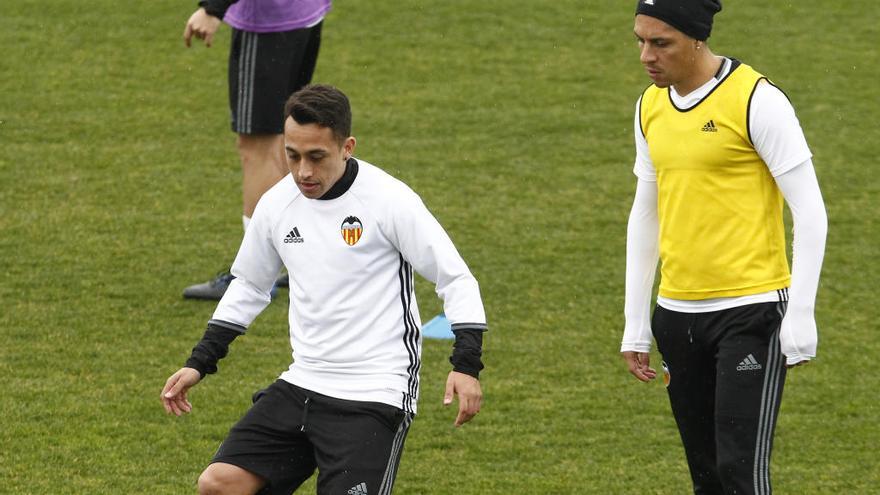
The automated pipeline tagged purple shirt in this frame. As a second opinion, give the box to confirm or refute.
[224,0,331,33]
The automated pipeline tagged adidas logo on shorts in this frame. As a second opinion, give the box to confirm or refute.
[736,354,763,371]
[347,482,368,495]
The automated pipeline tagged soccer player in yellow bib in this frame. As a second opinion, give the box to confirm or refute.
[620,1,828,494]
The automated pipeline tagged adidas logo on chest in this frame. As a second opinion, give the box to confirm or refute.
[283,227,304,244]
[701,119,718,132]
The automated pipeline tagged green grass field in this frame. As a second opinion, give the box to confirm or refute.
[1,1,877,493]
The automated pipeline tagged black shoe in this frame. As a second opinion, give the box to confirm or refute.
[275,273,289,288]
[183,271,280,300]
[182,271,235,300]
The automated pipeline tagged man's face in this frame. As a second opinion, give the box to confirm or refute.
[284,118,355,199]
[634,14,697,88]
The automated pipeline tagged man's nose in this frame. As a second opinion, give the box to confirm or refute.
[640,44,655,64]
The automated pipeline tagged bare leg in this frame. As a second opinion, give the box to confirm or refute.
[238,133,287,218]
[198,462,265,495]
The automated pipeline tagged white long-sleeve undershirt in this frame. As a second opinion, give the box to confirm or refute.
[774,162,827,364]
[622,58,828,364]
[621,179,659,354]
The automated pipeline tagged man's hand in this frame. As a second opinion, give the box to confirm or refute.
[161,367,202,416]
[443,371,482,427]
[183,8,222,48]
[622,351,657,382]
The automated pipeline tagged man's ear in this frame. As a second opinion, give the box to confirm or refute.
[343,136,357,159]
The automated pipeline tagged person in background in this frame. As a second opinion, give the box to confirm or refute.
[181,0,331,300]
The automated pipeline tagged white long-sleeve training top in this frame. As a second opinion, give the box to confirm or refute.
[210,159,487,413]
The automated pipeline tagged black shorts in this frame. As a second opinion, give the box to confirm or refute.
[211,380,412,495]
[228,22,322,135]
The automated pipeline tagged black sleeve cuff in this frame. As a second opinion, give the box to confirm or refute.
[449,327,486,379]
[184,322,242,379]
[198,0,236,19]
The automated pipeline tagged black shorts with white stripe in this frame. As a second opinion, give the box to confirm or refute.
[652,297,788,495]
[228,22,322,135]
[211,379,412,495]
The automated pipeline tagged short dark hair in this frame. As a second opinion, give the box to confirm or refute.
[284,85,352,144]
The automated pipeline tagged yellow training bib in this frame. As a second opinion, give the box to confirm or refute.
[640,62,790,299]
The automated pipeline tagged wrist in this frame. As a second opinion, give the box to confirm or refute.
[620,341,652,353]
[183,360,207,379]
[449,327,485,379]
[197,0,227,19]
[452,366,481,379]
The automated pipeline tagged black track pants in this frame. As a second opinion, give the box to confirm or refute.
[652,301,787,495]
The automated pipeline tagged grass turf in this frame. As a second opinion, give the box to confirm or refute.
[1,0,877,492]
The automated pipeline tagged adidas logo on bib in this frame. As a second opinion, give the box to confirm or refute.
[736,354,763,371]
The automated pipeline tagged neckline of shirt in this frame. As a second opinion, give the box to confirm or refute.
[317,157,360,201]
[669,57,731,110]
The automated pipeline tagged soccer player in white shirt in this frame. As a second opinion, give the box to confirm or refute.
[162,85,488,495]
